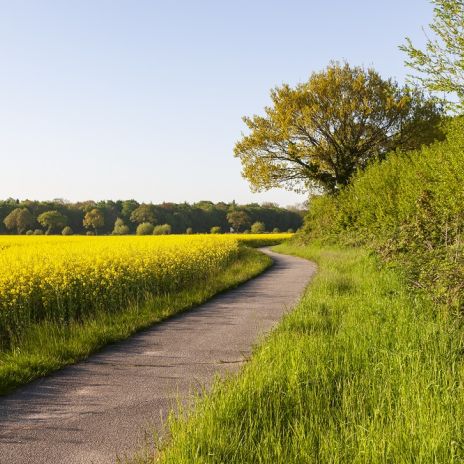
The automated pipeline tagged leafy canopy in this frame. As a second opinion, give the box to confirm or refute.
[234,62,444,194]
[130,204,157,225]
[4,208,34,234]
[227,211,251,232]
[112,218,130,235]
[251,221,266,234]
[83,209,105,233]
[153,224,172,235]
[400,0,464,111]
[38,210,67,234]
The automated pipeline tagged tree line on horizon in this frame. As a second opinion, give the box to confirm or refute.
[0,199,303,236]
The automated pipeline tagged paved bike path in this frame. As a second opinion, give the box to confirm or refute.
[0,248,316,464]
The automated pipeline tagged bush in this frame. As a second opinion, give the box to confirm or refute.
[113,218,130,235]
[25,230,33,236]
[86,231,95,236]
[287,228,294,233]
[272,228,280,233]
[33,229,44,235]
[303,117,464,308]
[115,225,130,235]
[186,227,193,234]
[62,226,73,236]
[153,224,172,235]
[136,223,154,235]
[210,226,221,234]
[251,222,266,234]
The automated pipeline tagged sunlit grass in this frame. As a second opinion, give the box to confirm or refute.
[136,242,464,463]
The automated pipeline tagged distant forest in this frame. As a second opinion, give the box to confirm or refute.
[0,199,304,235]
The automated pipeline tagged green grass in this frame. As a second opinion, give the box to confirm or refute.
[0,247,272,395]
[137,242,464,464]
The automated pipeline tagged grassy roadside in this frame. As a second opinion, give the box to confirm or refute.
[0,246,272,395]
[139,242,464,463]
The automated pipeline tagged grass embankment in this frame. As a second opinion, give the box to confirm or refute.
[0,247,271,395]
[139,242,464,463]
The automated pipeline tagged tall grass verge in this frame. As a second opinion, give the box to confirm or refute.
[137,242,464,463]
[0,247,271,395]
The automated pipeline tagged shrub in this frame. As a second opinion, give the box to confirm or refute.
[287,228,294,233]
[113,218,130,235]
[115,225,130,235]
[186,227,193,235]
[62,226,73,236]
[25,230,33,236]
[303,117,464,308]
[153,224,172,235]
[251,222,266,234]
[272,228,280,233]
[86,231,95,236]
[210,226,221,234]
[136,223,154,235]
[33,229,44,235]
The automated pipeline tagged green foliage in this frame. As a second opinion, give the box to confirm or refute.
[37,210,67,235]
[250,221,266,233]
[120,199,140,223]
[210,226,221,234]
[153,224,172,235]
[33,229,44,235]
[4,208,34,234]
[148,245,464,463]
[227,211,251,232]
[83,208,104,234]
[136,222,154,235]
[61,226,73,236]
[113,218,130,235]
[25,230,33,236]
[186,227,193,234]
[272,227,280,233]
[235,61,444,193]
[0,200,302,236]
[401,0,464,111]
[130,204,157,225]
[302,117,464,308]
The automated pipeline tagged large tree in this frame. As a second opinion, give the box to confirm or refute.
[3,208,34,234]
[37,210,67,234]
[400,0,464,111]
[227,210,251,232]
[130,204,157,225]
[83,209,105,234]
[234,62,444,194]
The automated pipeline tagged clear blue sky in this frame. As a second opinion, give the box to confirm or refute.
[0,0,433,206]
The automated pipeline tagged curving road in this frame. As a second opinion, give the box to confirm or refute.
[0,248,316,464]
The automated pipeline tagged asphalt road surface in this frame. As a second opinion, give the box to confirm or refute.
[0,248,316,464]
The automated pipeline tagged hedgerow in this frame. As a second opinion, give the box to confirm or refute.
[301,117,464,309]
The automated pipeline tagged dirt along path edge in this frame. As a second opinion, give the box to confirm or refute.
[0,248,316,464]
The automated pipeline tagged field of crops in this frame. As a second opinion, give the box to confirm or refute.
[0,234,291,350]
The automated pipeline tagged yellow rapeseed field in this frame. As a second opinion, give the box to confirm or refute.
[0,235,239,345]
[234,233,293,246]
[0,233,291,348]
